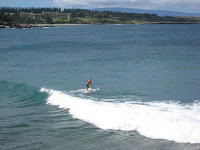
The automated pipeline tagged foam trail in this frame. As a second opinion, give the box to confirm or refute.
[68,88,100,94]
[40,88,200,144]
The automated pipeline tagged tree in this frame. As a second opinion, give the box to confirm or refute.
[46,16,53,24]
[0,12,11,22]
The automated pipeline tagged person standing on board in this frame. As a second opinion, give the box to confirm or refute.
[86,79,92,91]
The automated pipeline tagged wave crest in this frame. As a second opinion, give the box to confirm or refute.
[40,88,200,144]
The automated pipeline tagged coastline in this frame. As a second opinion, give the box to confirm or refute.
[1,22,199,29]
[35,24,89,26]
[0,23,89,29]
[36,21,200,25]
[35,22,200,26]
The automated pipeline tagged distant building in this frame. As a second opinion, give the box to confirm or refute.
[42,11,59,18]
[5,12,15,16]
[182,16,200,20]
[62,13,71,19]
[112,17,119,20]
[18,11,71,19]
[19,12,40,19]
[42,11,71,19]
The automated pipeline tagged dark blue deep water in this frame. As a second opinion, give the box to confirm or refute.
[0,24,200,150]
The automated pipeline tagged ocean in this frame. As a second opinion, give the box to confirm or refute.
[0,24,200,150]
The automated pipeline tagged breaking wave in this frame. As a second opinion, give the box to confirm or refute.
[40,88,200,144]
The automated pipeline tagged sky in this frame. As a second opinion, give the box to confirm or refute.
[0,0,200,13]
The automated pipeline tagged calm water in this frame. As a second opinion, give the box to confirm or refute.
[0,24,200,150]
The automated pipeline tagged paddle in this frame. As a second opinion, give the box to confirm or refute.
[91,85,100,91]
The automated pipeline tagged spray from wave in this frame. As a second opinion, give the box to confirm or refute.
[40,88,200,144]
[68,88,100,94]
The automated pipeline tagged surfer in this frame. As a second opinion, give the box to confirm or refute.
[86,79,92,91]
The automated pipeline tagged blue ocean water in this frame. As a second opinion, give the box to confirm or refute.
[0,24,200,150]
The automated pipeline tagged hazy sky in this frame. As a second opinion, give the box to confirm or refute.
[0,0,200,13]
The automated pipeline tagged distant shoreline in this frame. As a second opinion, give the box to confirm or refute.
[1,22,199,29]
[0,23,89,29]
[35,24,89,26]
[36,22,200,26]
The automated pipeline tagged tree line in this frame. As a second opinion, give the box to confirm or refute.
[0,7,199,24]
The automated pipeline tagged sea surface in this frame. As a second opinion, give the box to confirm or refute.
[0,24,200,150]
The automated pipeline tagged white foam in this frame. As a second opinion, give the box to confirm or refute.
[68,88,100,94]
[40,88,200,144]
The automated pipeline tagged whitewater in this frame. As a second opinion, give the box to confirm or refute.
[40,88,200,144]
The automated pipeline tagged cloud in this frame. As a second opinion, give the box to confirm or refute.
[53,0,200,12]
